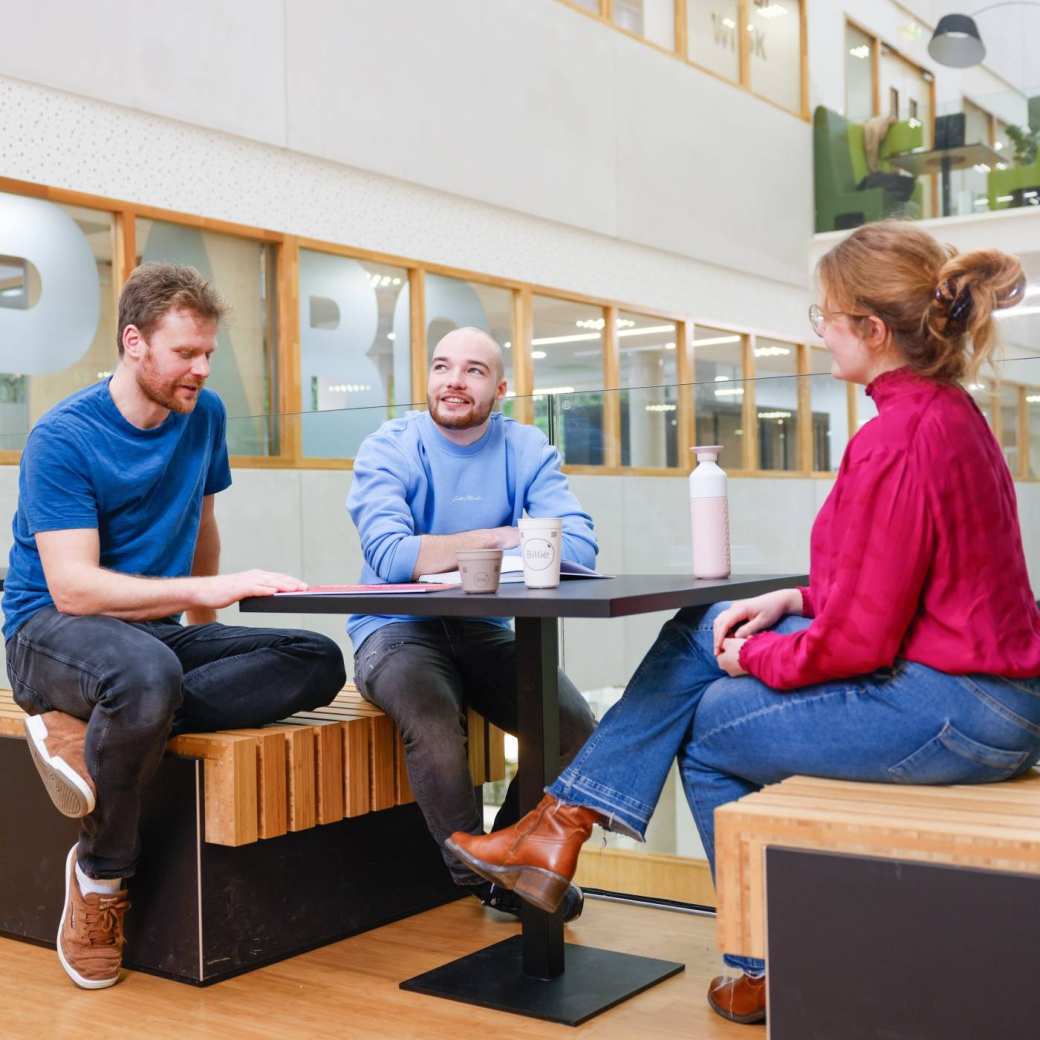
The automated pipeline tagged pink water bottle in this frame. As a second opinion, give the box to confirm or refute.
[690,445,730,579]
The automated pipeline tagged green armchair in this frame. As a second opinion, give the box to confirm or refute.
[814,107,924,233]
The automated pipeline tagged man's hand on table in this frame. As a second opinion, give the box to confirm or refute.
[192,569,308,610]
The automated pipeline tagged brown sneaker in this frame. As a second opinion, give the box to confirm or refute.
[24,712,96,817]
[707,973,767,1024]
[446,794,601,914]
[57,846,130,989]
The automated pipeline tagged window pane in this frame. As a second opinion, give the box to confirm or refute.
[614,0,675,50]
[136,218,277,456]
[424,275,512,381]
[618,312,679,468]
[1028,388,1040,479]
[957,99,992,214]
[855,382,878,428]
[807,348,848,471]
[966,379,995,429]
[0,196,115,449]
[754,337,800,471]
[748,0,802,113]
[297,250,409,459]
[999,383,1020,473]
[845,23,874,123]
[531,296,605,465]
[687,0,739,82]
[692,324,744,471]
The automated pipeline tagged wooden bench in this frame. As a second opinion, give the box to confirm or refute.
[0,685,506,846]
[715,772,1040,1036]
[0,684,508,985]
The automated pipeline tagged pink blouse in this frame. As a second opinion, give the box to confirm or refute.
[740,366,1040,690]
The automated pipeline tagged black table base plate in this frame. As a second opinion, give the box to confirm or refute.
[400,936,684,1026]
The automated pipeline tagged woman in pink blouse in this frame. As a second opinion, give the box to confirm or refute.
[447,221,1040,1025]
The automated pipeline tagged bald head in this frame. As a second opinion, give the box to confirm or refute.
[427,326,508,439]
[433,326,504,381]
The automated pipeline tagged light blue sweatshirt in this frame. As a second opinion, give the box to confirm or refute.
[346,410,597,651]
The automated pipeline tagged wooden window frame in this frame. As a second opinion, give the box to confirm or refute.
[558,0,809,121]
[3,173,1037,482]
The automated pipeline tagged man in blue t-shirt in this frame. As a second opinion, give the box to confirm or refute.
[348,327,596,921]
[4,263,345,990]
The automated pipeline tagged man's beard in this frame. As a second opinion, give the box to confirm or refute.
[427,392,495,430]
[137,357,202,415]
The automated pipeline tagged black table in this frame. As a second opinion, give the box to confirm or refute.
[242,572,806,1025]
[888,141,1004,217]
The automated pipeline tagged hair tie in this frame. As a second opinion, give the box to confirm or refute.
[936,280,972,328]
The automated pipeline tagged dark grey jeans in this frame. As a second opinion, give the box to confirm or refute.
[6,607,346,879]
[353,620,596,886]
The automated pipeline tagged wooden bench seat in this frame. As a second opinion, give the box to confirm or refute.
[714,770,1040,960]
[0,685,507,847]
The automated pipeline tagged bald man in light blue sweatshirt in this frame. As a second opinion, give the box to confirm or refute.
[347,328,596,921]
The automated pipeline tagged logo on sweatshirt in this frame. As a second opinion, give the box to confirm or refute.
[451,494,483,504]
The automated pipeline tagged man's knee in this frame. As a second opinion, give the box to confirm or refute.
[105,649,184,732]
[288,631,346,709]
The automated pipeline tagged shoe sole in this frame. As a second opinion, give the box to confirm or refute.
[24,715,95,818]
[57,846,119,990]
[445,838,572,915]
[707,989,767,1025]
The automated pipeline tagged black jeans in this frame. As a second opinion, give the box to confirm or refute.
[353,620,596,886]
[6,607,346,878]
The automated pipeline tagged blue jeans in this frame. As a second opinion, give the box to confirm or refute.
[549,602,1040,975]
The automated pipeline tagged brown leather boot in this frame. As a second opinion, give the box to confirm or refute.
[707,973,767,1024]
[446,794,602,914]
[25,712,96,817]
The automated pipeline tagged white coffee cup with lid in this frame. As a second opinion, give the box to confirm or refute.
[519,517,563,589]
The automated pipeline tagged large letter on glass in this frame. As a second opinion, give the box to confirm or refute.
[0,193,100,374]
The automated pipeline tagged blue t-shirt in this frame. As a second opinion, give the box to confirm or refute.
[2,380,232,640]
[346,410,597,651]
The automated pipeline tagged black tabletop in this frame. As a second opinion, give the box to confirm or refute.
[240,573,807,620]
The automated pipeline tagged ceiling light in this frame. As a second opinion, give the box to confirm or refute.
[714,388,745,398]
[928,13,986,68]
[387,332,395,341]
[849,45,871,59]
[754,346,792,357]
[755,3,788,18]
[533,386,576,396]
[693,335,742,348]
[665,342,676,350]
[533,323,674,347]
[722,17,735,28]
[644,403,677,412]
[531,350,547,359]
[1027,395,1040,403]
[758,410,792,419]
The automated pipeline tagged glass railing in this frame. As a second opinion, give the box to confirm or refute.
[1,359,1039,905]
[814,91,1040,231]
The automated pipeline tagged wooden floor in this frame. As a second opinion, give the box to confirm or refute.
[0,896,758,1039]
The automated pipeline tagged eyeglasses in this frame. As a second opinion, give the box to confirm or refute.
[808,304,868,338]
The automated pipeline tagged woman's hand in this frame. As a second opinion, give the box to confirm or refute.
[712,588,803,655]
[717,638,748,677]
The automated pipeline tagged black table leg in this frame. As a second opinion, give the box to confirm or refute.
[515,616,564,980]
[401,614,684,1024]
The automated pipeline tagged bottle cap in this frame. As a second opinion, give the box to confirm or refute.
[692,444,721,461]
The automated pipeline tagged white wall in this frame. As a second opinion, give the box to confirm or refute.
[0,0,813,290]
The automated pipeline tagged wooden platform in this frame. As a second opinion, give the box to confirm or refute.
[715,770,1040,959]
[0,686,506,847]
